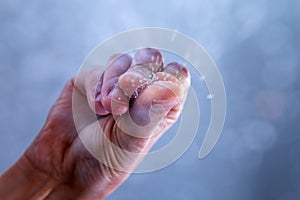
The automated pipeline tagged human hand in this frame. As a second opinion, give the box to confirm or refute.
[0,48,190,199]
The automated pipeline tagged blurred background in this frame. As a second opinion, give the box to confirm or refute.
[1,0,299,199]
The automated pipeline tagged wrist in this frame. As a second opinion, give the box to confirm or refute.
[0,155,58,200]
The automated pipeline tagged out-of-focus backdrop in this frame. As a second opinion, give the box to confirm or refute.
[1,0,299,199]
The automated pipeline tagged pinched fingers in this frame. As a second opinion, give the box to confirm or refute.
[115,50,190,138]
[75,48,190,128]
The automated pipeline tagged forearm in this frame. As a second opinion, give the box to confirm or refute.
[0,155,57,200]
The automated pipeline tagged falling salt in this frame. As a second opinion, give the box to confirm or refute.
[132,91,138,99]
[207,94,214,99]
[117,97,121,101]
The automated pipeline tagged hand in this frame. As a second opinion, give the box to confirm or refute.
[0,48,190,199]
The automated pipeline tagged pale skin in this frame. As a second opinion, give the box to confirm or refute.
[0,48,190,200]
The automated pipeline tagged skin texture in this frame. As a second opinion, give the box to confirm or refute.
[0,48,190,200]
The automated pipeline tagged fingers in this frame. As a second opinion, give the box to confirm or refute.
[129,81,181,127]
[164,62,190,80]
[132,48,163,71]
[73,54,132,117]
[115,60,190,139]
[75,48,190,124]
[92,48,166,117]
[163,62,191,98]
[74,66,104,115]
[95,54,132,115]
[118,48,164,97]
[118,65,151,97]
[130,62,190,127]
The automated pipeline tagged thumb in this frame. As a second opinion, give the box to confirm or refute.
[114,71,187,140]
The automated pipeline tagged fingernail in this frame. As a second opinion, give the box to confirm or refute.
[107,54,132,70]
[165,62,189,78]
[133,48,163,72]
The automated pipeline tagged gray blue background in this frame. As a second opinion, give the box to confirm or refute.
[1,0,300,199]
